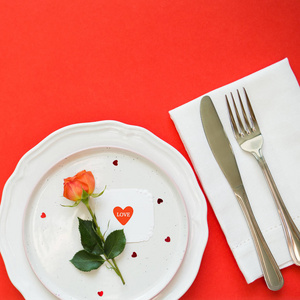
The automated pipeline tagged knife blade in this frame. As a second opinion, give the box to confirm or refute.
[200,95,283,291]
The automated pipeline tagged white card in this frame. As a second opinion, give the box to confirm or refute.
[94,189,154,243]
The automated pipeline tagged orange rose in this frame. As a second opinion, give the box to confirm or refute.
[63,170,95,201]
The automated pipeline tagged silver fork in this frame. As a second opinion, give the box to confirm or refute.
[226,87,300,266]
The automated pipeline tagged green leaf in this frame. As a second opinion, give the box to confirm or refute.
[61,199,81,208]
[78,218,104,255]
[81,189,89,199]
[70,250,105,272]
[91,186,107,198]
[103,220,111,238]
[104,229,126,259]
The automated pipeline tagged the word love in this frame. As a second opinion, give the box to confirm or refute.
[113,206,134,225]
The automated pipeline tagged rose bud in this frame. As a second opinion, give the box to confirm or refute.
[63,170,95,201]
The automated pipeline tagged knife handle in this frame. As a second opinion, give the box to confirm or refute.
[234,185,284,291]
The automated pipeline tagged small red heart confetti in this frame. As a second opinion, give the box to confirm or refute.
[157,198,163,204]
[131,252,137,258]
[97,291,103,297]
[113,160,118,166]
[165,236,171,242]
[40,212,46,218]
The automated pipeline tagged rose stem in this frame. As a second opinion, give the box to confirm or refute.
[84,200,125,285]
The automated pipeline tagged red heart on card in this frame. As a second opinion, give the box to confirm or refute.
[113,206,134,225]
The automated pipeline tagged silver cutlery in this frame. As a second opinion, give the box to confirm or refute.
[200,96,283,291]
[226,88,300,266]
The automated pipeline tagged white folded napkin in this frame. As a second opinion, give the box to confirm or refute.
[169,58,300,283]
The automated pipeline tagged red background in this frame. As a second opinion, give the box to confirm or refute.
[1,0,300,299]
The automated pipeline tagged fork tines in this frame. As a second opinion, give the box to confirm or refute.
[225,87,259,137]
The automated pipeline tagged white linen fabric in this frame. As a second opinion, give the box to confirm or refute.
[169,58,300,283]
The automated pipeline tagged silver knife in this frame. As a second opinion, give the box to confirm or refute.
[200,95,283,291]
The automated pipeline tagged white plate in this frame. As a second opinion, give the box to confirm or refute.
[0,121,208,300]
[23,147,189,300]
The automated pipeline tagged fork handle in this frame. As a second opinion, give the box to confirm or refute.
[234,185,283,291]
[256,154,300,266]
